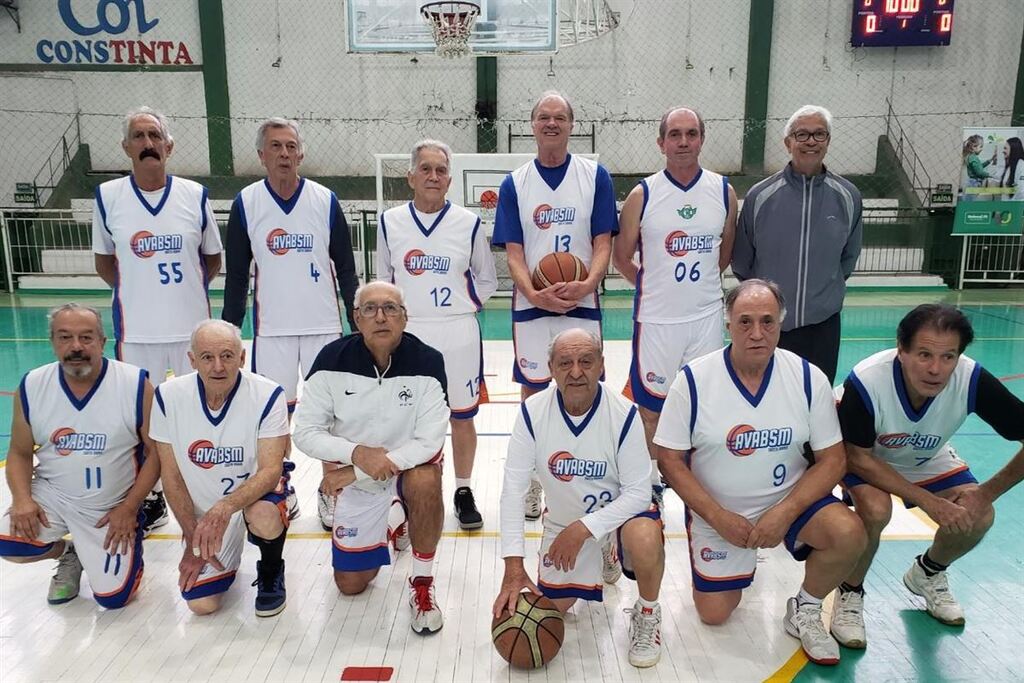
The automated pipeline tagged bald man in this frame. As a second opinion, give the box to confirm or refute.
[613,106,737,506]
[151,319,291,617]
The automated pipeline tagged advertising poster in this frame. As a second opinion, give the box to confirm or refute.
[953,126,1024,235]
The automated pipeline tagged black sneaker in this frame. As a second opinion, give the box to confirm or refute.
[141,491,169,537]
[252,559,286,617]
[454,486,483,530]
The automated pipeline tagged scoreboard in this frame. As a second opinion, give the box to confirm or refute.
[851,0,955,47]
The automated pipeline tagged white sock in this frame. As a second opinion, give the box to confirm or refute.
[455,477,471,490]
[796,587,822,607]
[637,596,658,611]
[412,549,435,578]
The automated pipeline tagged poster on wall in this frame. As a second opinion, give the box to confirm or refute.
[953,126,1024,235]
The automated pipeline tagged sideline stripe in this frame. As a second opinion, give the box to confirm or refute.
[764,649,807,682]
[143,530,936,542]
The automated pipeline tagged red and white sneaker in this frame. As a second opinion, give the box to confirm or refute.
[409,576,443,634]
[388,499,410,552]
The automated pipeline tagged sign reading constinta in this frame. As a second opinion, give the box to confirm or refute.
[25,0,198,66]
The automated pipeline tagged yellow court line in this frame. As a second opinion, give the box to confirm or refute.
[764,649,808,683]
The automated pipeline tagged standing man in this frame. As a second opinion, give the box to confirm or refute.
[731,105,862,384]
[93,106,224,534]
[492,90,619,518]
[654,280,866,666]
[494,329,666,668]
[221,117,360,530]
[293,282,449,634]
[150,320,291,617]
[377,139,497,530]
[613,106,737,498]
[1,304,158,609]
[831,304,1024,648]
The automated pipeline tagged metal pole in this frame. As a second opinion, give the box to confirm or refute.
[1,211,15,293]
[957,235,969,290]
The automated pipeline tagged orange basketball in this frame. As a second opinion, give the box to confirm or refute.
[531,252,588,291]
[492,593,564,669]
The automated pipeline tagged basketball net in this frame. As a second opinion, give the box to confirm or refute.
[421,1,480,59]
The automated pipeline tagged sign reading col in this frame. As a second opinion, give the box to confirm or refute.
[36,0,194,66]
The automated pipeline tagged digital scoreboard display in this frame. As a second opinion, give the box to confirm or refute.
[851,0,954,47]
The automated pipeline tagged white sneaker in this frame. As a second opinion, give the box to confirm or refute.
[388,499,410,552]
[317,489,335,531]
[625,601,661,668]
[524,480,543,520]
[409,576,443,634]
[47,543,83,605]
[784,597,840,665]
[830,590,867,649]
[903,561,965,626]
[602,536,622,584]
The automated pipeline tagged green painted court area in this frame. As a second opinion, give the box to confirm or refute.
[0,289,1021,681]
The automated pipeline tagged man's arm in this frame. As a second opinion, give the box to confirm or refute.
[94,254,118,288]
[730,192,756,281]
[719,184,738,272]
[560,231,611,301]
[611,184,644,286]
[154,440,199,541]
[494,409,542,617]
[220,197,253,328]
[329,197,359,331]
[98,378,161,553]
[200,194,224,280]
[203,253,223,282]
[964,368,1024,503]
[387,372,452,471]
[469,218,499,304]
[292,372,362,465]
[578,409,651,539]
[840,189,863,280]
[375,214,395,284]
[5,390,48,540]
[92,188,118,287]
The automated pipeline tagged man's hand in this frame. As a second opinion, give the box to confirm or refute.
[352,446,398,481]
[178,545,223,593]
[493,559,542,619]
[708,508,754,549]
[321,466,357,496]
[545,520,592,572]
[8,497,50,540]
[191,503,232,563]
[97,501,140,555]
[746,505,792,549]
[529,284,577,314]
[951,487,992,529]
[921,495,972,534]
[556,279,596,302]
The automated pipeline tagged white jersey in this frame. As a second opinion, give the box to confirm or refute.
[377,201,497,320]
[847,349,980,476]
[149,370,289,512]
[499,383,652,558]
[510,156,600,314]
[92,175,222,343]
[634,168,728,323]
[237,178,343,336]
[20,358,146,511]
[654,347,842,518]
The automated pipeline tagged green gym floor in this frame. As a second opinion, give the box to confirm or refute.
[0,289,1021,682]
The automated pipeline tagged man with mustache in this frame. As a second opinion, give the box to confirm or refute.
[92,106,224,536]
[221,117,359,530]
[0,304,159,609]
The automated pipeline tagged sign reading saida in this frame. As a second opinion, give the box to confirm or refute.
[953,126,1024,235]
[33,0,196,66]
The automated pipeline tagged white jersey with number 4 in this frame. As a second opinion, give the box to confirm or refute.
[847,348,980,477]
[654,347,842,519]
[511,155,599,313]
[20,358,146,511]
[92,175,222,343]
[149,370,289,512]
[635,168,729,323]
[377,201,491,320]
[237,178,343,336]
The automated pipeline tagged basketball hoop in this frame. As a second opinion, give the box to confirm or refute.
[421,1,479,58]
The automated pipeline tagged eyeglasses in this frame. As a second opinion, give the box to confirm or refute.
[791,130,830,143]
[357,302,405,318]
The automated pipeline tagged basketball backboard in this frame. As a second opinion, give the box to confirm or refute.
[346,0,557,53]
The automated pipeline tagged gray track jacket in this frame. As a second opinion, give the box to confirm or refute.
[732,163,862,331]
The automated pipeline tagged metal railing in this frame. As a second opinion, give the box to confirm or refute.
[1,205,937,292]
[29,112,82,208]
[958,234,1024,286]
[884,99,933,207]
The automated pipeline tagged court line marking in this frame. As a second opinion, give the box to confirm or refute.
[142,530,935,541]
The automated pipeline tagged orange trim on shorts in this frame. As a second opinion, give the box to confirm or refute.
[915,464,970,487]
[0,533,52,547]
[538,578,602,592]
[188,569,237,588]
[94,563,143,598]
